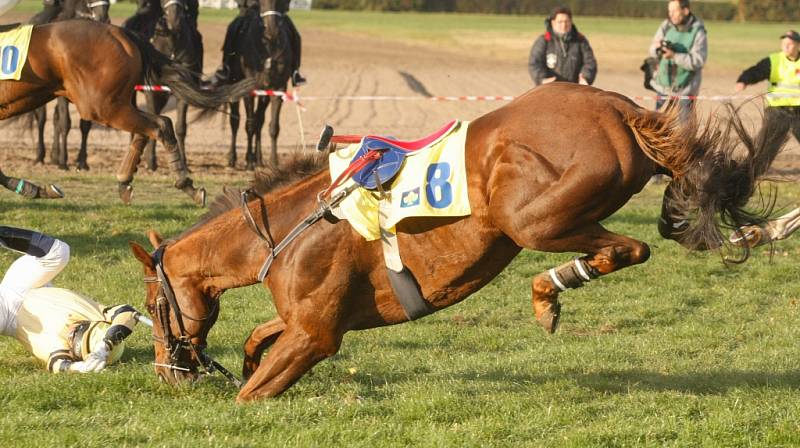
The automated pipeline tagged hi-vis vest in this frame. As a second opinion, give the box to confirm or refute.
[657,24,701,90]
[767,52,800,107]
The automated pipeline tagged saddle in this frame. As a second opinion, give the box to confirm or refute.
[334,120,458,190]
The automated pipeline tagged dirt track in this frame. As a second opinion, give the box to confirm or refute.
[1,11,798,179]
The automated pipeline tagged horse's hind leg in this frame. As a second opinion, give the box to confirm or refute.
[52,98,71,170]
[242,317,286,380]
[175,99,190,170]
[77,119,91,171]
[33,106,46,164]
[110,107,204,206]
[237,323,341,402]
[254,96,268,167]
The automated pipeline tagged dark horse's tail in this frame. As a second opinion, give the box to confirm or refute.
[623,104,789,260]
[121,28,255,109]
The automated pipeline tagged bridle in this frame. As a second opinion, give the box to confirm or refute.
[143,245,242,388]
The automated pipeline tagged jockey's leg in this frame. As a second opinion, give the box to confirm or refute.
[284,16,306,86]
[0,228,69,295]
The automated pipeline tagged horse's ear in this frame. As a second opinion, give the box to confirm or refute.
[129,241,154,270]
[147,230,164,249]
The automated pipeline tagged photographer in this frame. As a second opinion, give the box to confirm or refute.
[648,0,707,119]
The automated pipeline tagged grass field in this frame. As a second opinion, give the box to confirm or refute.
[1,172,800,446]
[2,3,800,446]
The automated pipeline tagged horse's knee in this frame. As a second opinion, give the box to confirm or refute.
[629,241,650,265]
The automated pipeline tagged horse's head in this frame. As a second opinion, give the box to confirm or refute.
[130,234,220,385]
[84,0,110,23]
[260,0,287,40]
[161,0,186,33]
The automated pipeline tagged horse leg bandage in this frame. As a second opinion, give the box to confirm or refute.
[547,258,599,292]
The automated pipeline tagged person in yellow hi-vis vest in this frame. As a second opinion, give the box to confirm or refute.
[735,30,800,145]
[0,226,146,373]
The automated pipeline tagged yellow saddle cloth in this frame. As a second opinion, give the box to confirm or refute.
[329,121,472,241]
[0,24,32,80]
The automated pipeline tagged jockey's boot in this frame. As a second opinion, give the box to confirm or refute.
[291,70,307,87]
[0,226,56,257]
[206,63,231,89]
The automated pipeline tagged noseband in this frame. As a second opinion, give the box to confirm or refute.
[143,245,242,388]
[260,10,283,18]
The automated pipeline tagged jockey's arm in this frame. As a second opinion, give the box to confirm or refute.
[100,305,140,349]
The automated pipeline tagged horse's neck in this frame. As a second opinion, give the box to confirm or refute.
[172,172,328,290]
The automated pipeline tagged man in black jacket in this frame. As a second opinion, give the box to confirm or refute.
[528,6,597,87]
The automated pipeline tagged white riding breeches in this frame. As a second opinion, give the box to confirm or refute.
[0,239,70,336]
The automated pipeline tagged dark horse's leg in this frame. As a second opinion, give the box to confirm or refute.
[175,98,190,170]
[52,97,71,170]
[228,101,240,168]
[242,317,286,380]
[77,119,92,171]
[0,167,63,199]
[253,96,268,167]
[114,107,205,206]
[243,95,257,171]
[267,95,283,167]
[143,91,169,172]
[33,106,46,164]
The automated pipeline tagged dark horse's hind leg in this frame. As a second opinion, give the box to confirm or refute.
[228,101,240,168]
[267,95,283,167]
[52,97,71,170]
[33,106,46,164]
[76,119,92,171]
[242,317,286,380]
[0,167,63,199]
[113,108,205,206]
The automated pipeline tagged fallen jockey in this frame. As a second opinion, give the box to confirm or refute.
[0,226,147,372]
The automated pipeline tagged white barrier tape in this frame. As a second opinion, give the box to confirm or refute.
[134,85,793,103]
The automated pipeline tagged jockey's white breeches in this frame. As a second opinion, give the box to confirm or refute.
[0,239,70,336]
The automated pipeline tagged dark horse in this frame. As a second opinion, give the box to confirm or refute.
[224,0,294,169]
[31,0,110,171]
[140,0,204,172]
[0,20,254,203]
[129,83,782,402]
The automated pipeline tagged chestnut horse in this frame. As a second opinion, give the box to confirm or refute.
[0,20,254,204]
[130,84,782,402]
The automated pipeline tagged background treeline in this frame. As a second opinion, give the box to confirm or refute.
[311,0,800,22]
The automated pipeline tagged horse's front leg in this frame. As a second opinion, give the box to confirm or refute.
[253,96,268,167]
[228,101,240,168]
[244,95,257,171]
[0,167,63,199]
[175,99,190,170]
[242,317,286,380]
[33,106,46,164]
[237,322,342,402]
[267,95,283,168]
[52,98,71,170]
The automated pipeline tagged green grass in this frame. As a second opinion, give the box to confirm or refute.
[1,171,800,446]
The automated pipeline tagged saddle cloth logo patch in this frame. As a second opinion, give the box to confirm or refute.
[0,25,32,80]
[329,121,472,241]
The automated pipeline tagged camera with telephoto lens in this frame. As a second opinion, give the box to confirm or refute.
[656,40,676,57]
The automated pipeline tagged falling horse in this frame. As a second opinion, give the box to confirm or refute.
[0,20,254,203]
[130,83,781,402]
[31,0,111,171]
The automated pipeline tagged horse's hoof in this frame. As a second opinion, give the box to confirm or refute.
[58,164,68,171]
[76,164,89,172]
[119,183,133,205]
[43,184,65,199]
[729,226,767,248]
[194,187,207,207]
[536,301,562,334]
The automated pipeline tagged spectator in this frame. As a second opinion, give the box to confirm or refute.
[735,30,800,146]
[648,0,707,118]
[528,6,597,87]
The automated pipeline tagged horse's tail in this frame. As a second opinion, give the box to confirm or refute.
[121,27,255,110]
[623,103,789,259]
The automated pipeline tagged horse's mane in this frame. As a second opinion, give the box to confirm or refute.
[176,152,328,240]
